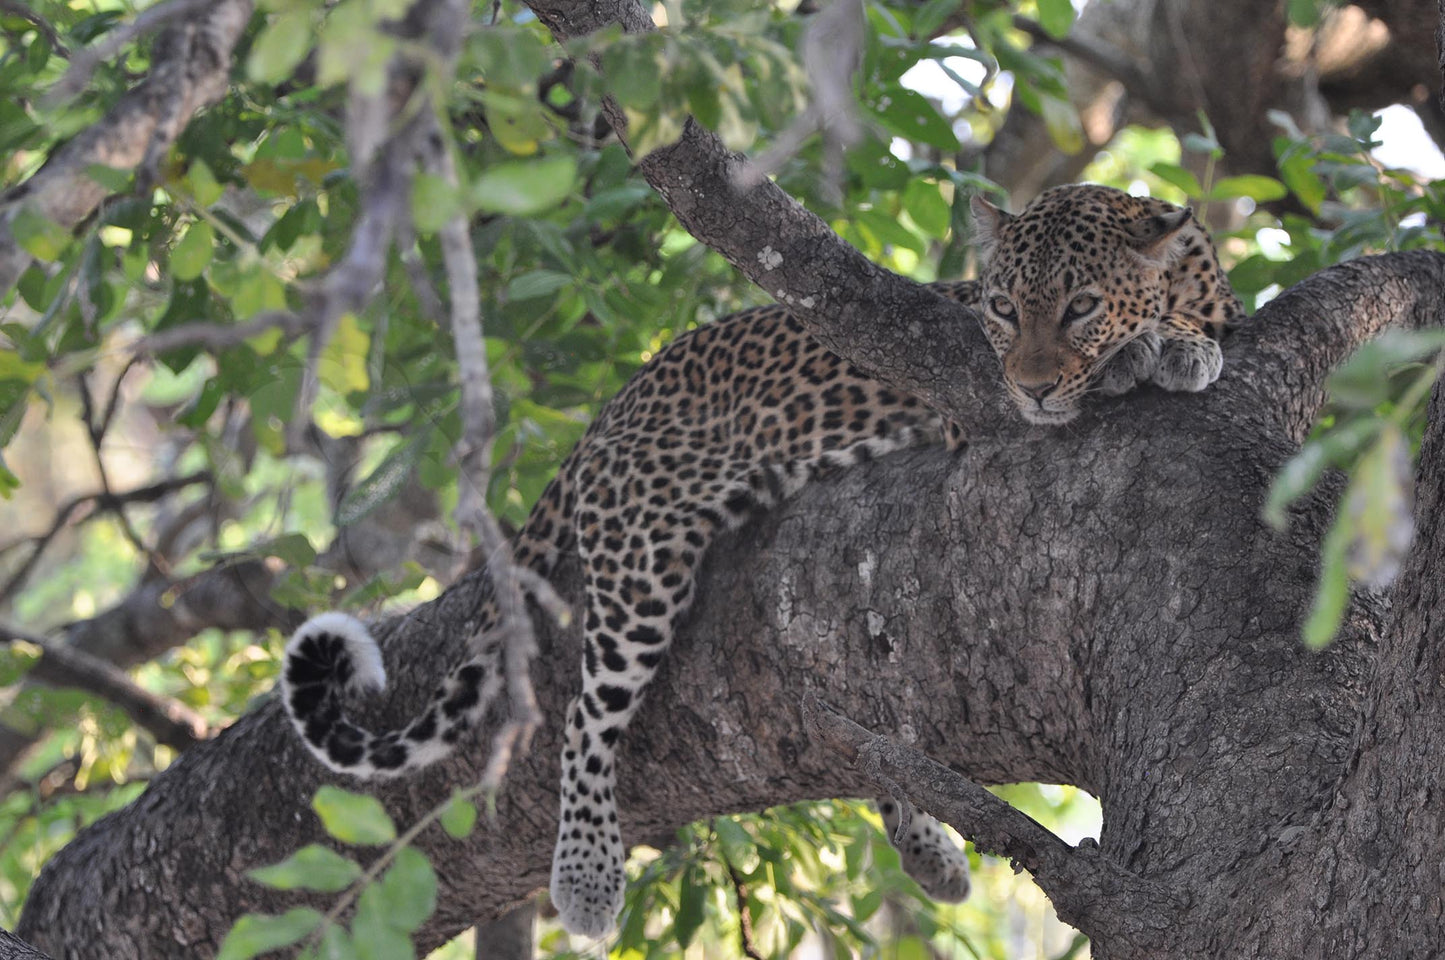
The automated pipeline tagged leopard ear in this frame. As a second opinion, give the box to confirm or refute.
[1122,209,1192,265]
[970,194,1013,261]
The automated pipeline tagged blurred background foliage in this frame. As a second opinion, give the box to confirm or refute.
[0,0,1442,954]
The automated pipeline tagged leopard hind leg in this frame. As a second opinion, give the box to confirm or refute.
[877,797,972,902]
[550,495,734,937]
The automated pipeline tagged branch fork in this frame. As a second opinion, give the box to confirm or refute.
[802,693,1183,949]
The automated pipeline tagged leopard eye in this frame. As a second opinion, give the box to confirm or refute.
[989,295,1017,322]
[1063,292,1100,324]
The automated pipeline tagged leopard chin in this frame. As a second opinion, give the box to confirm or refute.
[1018,405,1081,426]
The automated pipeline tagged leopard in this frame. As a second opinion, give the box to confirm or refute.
[279,182,1245,938]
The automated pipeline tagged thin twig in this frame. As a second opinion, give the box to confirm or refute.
[0,471,213,608]
[423,107,544,789]
[77,372,156,567]
[0,0,67,56]
[0,623,211,750]
[1009,15,1171,117]
[131,310,312,356]
[728,863,767,960]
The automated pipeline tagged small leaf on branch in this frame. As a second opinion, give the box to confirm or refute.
[247,844,362,892]
[471,157,577,216]
[217,908,323,960]
[312,786,397,845]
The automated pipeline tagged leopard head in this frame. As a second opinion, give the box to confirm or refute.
[971,184,1194,425]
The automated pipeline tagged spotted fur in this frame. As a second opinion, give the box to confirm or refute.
[280,183,1243,938]
[972,184,1246,424]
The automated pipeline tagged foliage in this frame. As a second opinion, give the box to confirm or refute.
[0,0,1438,953]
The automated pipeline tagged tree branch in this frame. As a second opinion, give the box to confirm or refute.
[1220,251,1445,443]
[804,695,1182,951]
[0,0,253,294]
[0,623,210,751]
[1009,15,1170,116]
[0,471,213,609]
[44,0,215,104]
[524,0,1007,439]
[18,256,1435,956]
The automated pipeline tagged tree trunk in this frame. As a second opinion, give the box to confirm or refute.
[17,251,1445,958]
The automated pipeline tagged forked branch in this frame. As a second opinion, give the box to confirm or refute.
[803,695,1183,951]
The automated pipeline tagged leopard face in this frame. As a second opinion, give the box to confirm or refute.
[971,184,1213,425]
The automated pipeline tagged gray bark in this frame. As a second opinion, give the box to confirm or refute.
[15,251,1445,958]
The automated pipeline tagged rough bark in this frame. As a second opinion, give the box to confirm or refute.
[0,0,253,294]
[16,251,1445,958]
[986,0,1445,200]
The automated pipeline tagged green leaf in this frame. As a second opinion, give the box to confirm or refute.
[319,312,370,394]
[170,221,214,281]
[471,156,577,216]
[602,39,663,110]
[440,793,477,839]
[11,206,71,262]
[335,431,431,526]
[1278,151,1325,213]
[1344,425,1413,590]
[258,532,317,567]
[1227,254,1278,296]
[1039,92,1084,154]
[84,164,132,192]
[1036,0,1076,38]
[217,909,323,960]
[313,786,397,845]
[188,160,225,207]
[1303,505,1351,650]
[506,269,572,301]
[411,174,460,235]
[1287,0,1322,26]
[377,848,437,932]
[867,87,959,152]
[468,25,549,91]
[474,90,554,156]
[1328,329,1445,409]
[233,267,287,320]
[353,887,415,960]
[674,865,707,948]
[0,351,46,385]
[911,0,962,37]
[248,8,314,84]
[1263,418,1381,529]
[248,844,362,892]
[1148,162,1202,198]
[714,817,760,874]
[902,180,951,238]
[1207,175,1288,202]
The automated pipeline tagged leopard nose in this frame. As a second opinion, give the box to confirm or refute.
[1017,377,1061,402]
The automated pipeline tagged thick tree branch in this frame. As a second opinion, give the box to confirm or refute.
[17,258,1436,958]
[1219,251,1445,443]
[0,623,210,750]
[525,0,1007,438]
[45,0,215,104]
[0,0,252,294]
[804,696,1183,951]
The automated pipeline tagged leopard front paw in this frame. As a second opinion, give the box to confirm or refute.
[1152,337,1222,393]
[1096,332,1162,396]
